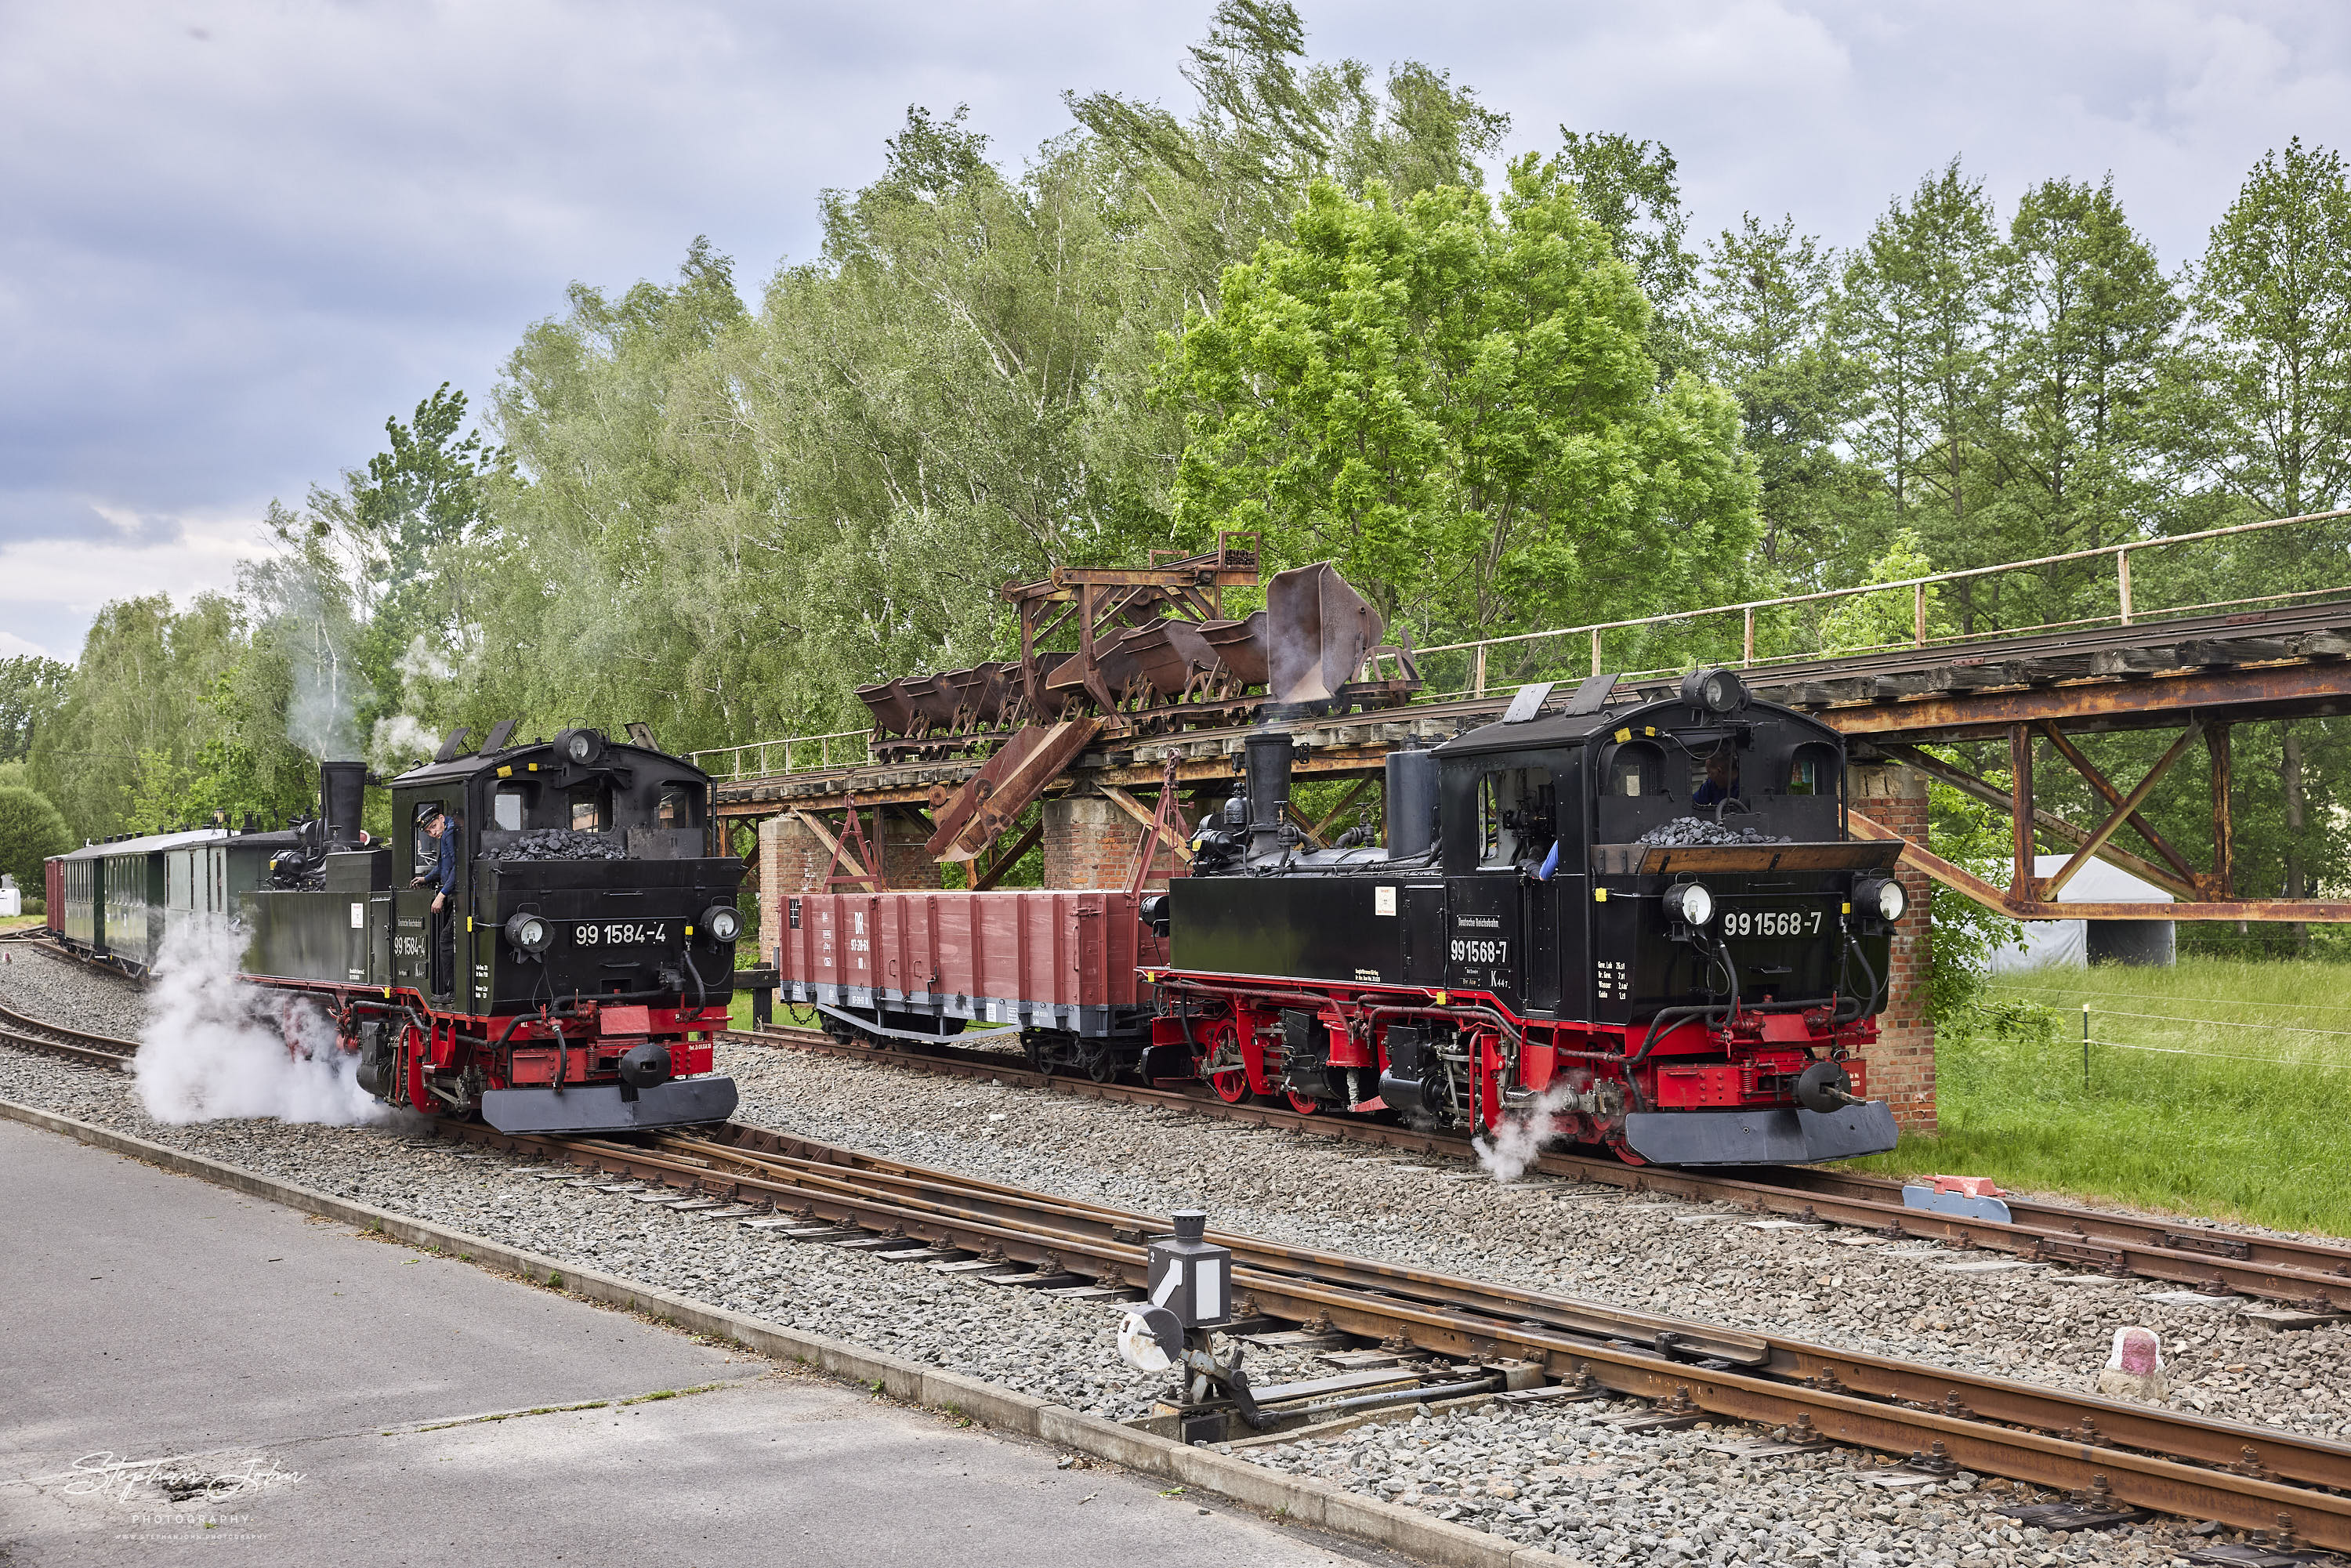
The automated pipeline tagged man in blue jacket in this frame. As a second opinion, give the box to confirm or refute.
[410,807,458,998]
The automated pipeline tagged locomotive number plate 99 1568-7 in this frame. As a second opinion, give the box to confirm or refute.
[571,921,672,948]
[1719,907,1824,940]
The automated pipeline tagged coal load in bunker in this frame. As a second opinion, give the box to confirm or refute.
[48,726,746,1136]
[781,664,1905,1167]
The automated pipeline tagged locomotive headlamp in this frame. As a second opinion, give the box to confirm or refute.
[1664,881,1715,926]
[504,911,552,954]
[553,727,606,766]
[1679,665,1748,715]
[701,904,742,943]
[1857,875,1907,922]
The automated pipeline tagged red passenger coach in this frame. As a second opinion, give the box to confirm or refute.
[777,890,1164,1070]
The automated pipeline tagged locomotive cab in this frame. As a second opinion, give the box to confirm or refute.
[240,726,745,1137]
[1159,668,1903,1166]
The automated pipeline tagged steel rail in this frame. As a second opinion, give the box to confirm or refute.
[729,1023,2351,1311]
[426,1111,2351,1548]
[0,999,134,1070]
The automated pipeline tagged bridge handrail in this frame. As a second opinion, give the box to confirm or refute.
[690,728,872,781]
[695,505,2351,780]
[1418,505,2351,690]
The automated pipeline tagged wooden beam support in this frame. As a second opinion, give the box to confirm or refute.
[2008,724,2035,899]
[1099,786,1195,864]
[1846,813,2351,922]
[1883,745,2200,900]
[792,807,879,893]
[1306,777,1375,845]
[969,817,1044,892]
[2038,720,2203,900]
[2208,722,2235,900]
[2037,722,2202,886]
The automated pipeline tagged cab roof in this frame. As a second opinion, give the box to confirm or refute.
[1436,687,1837,759]
[388,737,710,791]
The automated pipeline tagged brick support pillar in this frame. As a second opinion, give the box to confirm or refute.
[870,807,938,892]
[1846,762,1938,1132]
[757,814,825,966]
[1043,793,1165,890]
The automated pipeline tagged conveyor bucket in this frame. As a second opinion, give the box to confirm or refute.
[1266,563,1383,705]
[857,679,915,736]
[902,674,958,730]
[1200,611,1269,687]
[1116,620,1217,702]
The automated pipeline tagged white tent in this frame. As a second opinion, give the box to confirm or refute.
[1987,855,2175,972]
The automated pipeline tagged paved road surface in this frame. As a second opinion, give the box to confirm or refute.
[0,1116,1385,1567]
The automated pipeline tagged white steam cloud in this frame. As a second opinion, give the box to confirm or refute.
[1471,1077,1585,1182]
[279,576,374,759]
[132,916,388,1127]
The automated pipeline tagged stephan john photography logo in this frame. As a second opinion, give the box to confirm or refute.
[40,1449,302,1540]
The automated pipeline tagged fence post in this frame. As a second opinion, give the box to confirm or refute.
[1914,583,1927,646]
[1742,607,1755,668]
[2117,546,2134,625]
[2082,1003,2090,1088]
[1591,628,1603,677]
[1473,643,1487,697]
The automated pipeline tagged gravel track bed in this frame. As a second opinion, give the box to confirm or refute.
[0,943,150,1037]
[723,1045,2351,1439]
[0,953,2329,1566]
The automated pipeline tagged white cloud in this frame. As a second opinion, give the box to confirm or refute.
[5,0,2351,662]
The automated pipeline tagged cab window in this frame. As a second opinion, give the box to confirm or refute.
[655,784,702,829]
[1608,741,1665,798]
[568,784,609,831]
[1476,768,1556,871]
[492,785,528,831]
[1788,744,1835,797]
[408,801,447,878]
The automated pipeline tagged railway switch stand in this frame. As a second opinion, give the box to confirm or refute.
[1121,1208,1268,1442]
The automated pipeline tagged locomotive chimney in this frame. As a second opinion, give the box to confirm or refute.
[320,761,367,850]
[1384,747,1438,859]
[1243,730,1293,860]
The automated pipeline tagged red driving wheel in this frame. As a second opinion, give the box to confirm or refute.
[1203,1022,1253,1104]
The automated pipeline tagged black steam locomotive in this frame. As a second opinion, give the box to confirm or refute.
[52,726,745,1136]
[1148,668,1907,1164]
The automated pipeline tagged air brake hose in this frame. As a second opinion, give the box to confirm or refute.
[681,949,708,1015]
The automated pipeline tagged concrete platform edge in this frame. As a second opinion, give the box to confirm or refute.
[0,1099,1573,1567]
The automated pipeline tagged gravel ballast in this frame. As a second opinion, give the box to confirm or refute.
[0,951,2334,1566]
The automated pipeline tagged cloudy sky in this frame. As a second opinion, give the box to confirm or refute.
[5,1,2348,661]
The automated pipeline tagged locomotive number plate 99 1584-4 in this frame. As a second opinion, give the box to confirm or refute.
[572,921,672,948]
[1719,907,1824,940]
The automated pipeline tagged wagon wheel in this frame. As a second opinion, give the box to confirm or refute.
[1201,1022,1252,1104]
[1022,1030,1055,1078]
[1079,1039,1119,1085]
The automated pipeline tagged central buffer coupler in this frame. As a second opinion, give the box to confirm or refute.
[1116,1208,1273,1443]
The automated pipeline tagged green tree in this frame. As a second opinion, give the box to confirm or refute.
[0,655,70,762]
[1695,213,1864,589]
[1983,176,2179,621]
[0,784,70,893]
[1556,130,1697,375]
[1841,161,2001,620]
[1157,158,1756,646]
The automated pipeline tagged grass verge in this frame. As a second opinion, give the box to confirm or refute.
[1850,956,2351,1237]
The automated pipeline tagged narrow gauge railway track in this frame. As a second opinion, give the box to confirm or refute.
[0,998,135,1070]
[3,998,2348,1543]
[731,1022,2351,1314]
[437,1112,2351,1551]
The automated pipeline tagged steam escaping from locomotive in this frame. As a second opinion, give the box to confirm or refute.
[132,916,386,1127]
[1473,1077,1585,1182]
